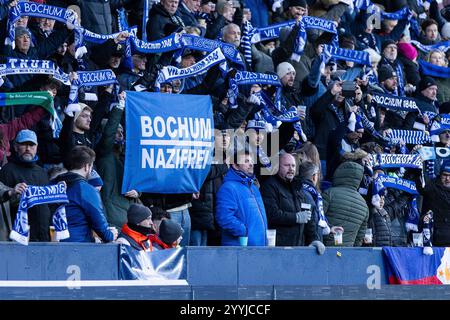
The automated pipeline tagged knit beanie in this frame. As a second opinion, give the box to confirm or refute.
[276,62,296,79]
[127,204,152,225]
[398,42,418,61]
[159,219,183,245]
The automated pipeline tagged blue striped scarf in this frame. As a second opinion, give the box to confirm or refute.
[302,182,329,230]
[10,183,69,245]
[419,60,450,79]
[411,40,450,53]
[386,129,432,145]
[324,45,372,67]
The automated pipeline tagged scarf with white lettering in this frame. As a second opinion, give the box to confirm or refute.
[0,58,71,86]
[131,32,183,54]
[371,92,420,113]
[419,60,450,79]
[292,16,339,62]
[228,71,281,109]
[411,40,450,54]
[323,45,372,67]
[10,183,69,245]
[429,114,450,141]
[67,69,119,108]
[154,47,227,90]
[302,182,329,234]
[386,129,432,145]
[371,153,423,170]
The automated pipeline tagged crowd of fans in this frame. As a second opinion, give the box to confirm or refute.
[0,0,449,254]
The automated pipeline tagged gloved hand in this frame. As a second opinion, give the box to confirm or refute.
[423,246,433,256]
[296,210,312,224]
[309,240,326,255]
[247,94,261,105]
[272,0,283,11]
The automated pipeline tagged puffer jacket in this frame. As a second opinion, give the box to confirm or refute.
[323,161,369,247]
[369,207,392,247]
[216,168,268,246]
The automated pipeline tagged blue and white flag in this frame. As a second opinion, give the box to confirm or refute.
[386,129,432,145]
[417,146,437,160]
[10,183,69,245]
[122,92,214,193]
[0,58,71,85]
[372,92,420,113]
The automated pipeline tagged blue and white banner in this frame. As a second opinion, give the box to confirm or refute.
[419,60,450,79]
[386,129,432,145]
[155,48,227,90]
[411,40,450,53]
[0,58,71,85]
[324,45,372,67]
[10,182,69,245]
[372,153,423,170]
[122,92,214,193]
[372,92,420,113]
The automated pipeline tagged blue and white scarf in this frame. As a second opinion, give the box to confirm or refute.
[142,0,151,42]
[324,45,372,67]
[411,40,450,53]
[180,34,245,69]
[386,129,432,145]
[406,197,420,232]
[371,153,423,170]
[131,32,183,54]
[419,60,450,79]
[371,92,420,113]
[10,183,69,245]
[68,69,118,107]
[228,71,281,109]
[155,47,227,90]
[0,58,71,86]
[302,182,330,234]
[429,114,450,141]
[292,16,339,61]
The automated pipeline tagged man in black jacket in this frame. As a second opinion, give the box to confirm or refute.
[146,0,185,41]
[260,152,323,252]
[0,130,51,242]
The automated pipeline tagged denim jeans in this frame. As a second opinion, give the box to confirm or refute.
[190,230,207,246]
[169,208,191,247]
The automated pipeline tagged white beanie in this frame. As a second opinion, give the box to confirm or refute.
[276,62,296,79]
[442,22,450,40]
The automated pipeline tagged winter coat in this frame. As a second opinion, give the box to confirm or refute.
[323,161,369,247]
[260,175,321,246]
[216,168,268,246]
[251,44,274,74]
[398,55,421,88]
[55,172,114,243]
[118,70,142,91]
[189,164,229,231]
[414,92,438,114]
[0,158,51,242]
[432,76,450,105]
[420,177,450,246]
[369,207,392,247]
[146,3,185,41]
[96,106,138,229]
[0,182,13,241]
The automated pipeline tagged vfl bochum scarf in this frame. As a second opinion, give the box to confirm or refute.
[302,182,330,234]
[68,69,118,108]
[429,114,450,141]
[386,129,432,145]
[419,60,450,79]
[371,92,420,113]
[10,183,69,245]
[323,45,372,67]
[411,40,450,53]
[228,71,281,109]
[0,58,71,86]
[155,48,227,90]
[371,153,423,170]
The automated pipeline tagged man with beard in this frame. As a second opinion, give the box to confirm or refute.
[96,95,140,229]
[0,130,51,241]
[260,153,324,252]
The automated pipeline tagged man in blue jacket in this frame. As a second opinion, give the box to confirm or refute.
[55,146,117,243]
[216,150,268,246]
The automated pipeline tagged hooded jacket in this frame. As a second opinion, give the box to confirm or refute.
[216,168,268,246]
[323,161,369,247]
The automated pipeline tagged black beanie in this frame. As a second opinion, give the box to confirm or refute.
[287,0,307,7]
[418,76,438,92]
[381,39,397,52]
[378,64,397,83]
[159,219,183,245]
[127,204,152,225]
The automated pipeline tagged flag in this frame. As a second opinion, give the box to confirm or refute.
[383,247,450,284]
